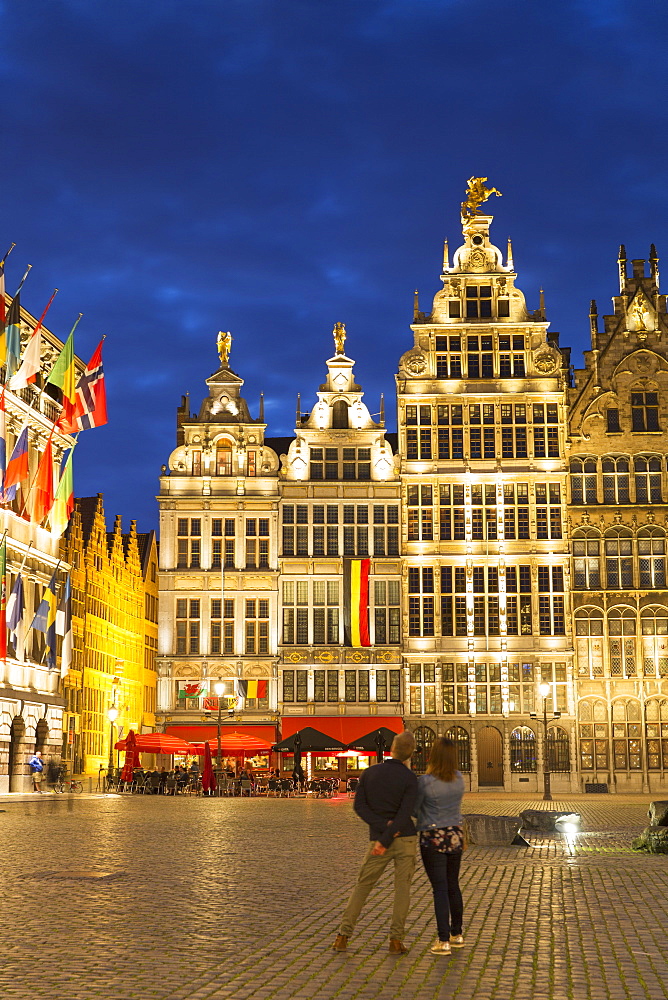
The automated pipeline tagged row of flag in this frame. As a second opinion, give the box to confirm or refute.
[181,680,269,702]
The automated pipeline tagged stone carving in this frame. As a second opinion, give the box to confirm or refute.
[333,322,346,355]
[217,331,232,365]
[461,177,502,220]
[534,353,557,374]
[403,351,427,376]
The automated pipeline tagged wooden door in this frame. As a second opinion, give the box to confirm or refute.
[477,726,504,786]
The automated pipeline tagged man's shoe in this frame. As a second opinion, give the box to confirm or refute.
[388,939,408,955]
[430,939,451,955]
[332,934,348,952]
[450,934,465,947]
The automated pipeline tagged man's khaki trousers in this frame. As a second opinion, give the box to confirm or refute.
[339,836,416,940]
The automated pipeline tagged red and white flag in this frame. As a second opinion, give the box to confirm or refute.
[72,338,107,432]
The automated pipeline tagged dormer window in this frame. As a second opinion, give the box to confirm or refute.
[631,391,659,431]
[216,444,232,475]
[466,285,492,318]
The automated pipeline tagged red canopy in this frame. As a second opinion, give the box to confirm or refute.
[201,742,217,794]
[120,729,140,781]
[114,733,194,754]
[191,731,272,757]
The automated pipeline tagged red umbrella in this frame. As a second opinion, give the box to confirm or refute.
[114,733,193,755]
[120,729,139,782]
[201,741,217,795]
[191,732,272,757]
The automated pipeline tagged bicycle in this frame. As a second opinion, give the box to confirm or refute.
[52,769,84,793]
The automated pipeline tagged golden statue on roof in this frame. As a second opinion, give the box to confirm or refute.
[333,322,347,355]
[461,177,502,220]
[217,330,232,365]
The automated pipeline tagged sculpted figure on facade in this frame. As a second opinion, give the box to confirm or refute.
[461,176,502,220]
[217,330,233,365]
[333,322,346,356]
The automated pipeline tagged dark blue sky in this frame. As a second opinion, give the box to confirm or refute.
[2,1,667,532]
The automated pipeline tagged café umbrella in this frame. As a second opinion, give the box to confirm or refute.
[119,729,140,783]
[114,733,194,755]
[190,731,273,758]
[272,728,347,753]
[201,741,217,795]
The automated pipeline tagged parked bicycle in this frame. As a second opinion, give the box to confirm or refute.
[53,766,84,793]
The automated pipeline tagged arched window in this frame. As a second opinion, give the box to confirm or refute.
[412,725,436,775]
[332,399,349,429]
[578,699,609,771]
[640,606,668,677]
[602,456,630,503]
[605,527,633,588]
[444,725,471,772]
[509,726,536,772]
[216,443,233,476]
[574,607,604,677]
[572,529,601,589]
[634,455,662,503]
[570,457,598,504]
[546,725,570,772]
[612,700,642,770]
[638,527,666,588]
[646,698,668,771]
[607,607,637,677]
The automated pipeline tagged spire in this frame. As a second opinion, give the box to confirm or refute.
[379,392,385,427]
[589,299,598,347]
[618,245,627,293]
[259,392,264,422]
[650,244,660,287]
[413,289,420,322]
[296,393,301,426]
[506,238,514,270]
[539,288,546,320]
[442,240,449,271]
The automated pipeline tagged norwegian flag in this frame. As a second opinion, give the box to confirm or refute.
[71,338,107,432]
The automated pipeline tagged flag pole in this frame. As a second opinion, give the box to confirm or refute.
[13,264,32,296]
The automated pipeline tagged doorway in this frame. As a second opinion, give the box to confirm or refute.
[477,726,503,786]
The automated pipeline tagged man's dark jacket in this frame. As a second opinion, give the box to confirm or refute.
[353,758,418,848]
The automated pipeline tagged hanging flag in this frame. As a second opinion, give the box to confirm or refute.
[0,246,17,365]
[0,538,6,661]
[48,450,74,537]
[244,680,267,699]
[70,337,107,433]
[6,572,24,637]
[4,293,22,381]
[9,289,58,391]
[30,570,58,670]
[4,425,29,491]
[46,316,80,431]
[343,558,371,647]
[32,433,55,524]
[0,389,12,503]
[55,575,72,677]
[236,679,249,699]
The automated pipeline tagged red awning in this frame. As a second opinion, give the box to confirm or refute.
[279,716,403,745]
[166,724,278,745]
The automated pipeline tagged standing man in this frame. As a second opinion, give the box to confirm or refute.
[333,731,417,955]
[28,750,44,793]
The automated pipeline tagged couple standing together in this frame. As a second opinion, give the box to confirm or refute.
[333,731,465,957]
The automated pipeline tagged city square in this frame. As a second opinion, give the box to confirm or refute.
[1,791,666,1000]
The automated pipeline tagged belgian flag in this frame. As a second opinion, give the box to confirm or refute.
[343,558,371,647]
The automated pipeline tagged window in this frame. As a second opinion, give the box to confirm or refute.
[540,662,568,714]
[606,408,621,433]
[634,455,662,502]
[332,399,348,429]
[439,484,465,541]
[313,580,339,645]
[575,608,604,677]
[612,700,643,770]
[470,485,497,540]
[435,335,462,379]
[605,528,633,588]
[245,599,269,654]
[408,663,436,714]
[216,443,233,475]
[372,505,399,556]
[498,335,525,377]
[408,567,434,636]
[570,457,598,504]
[282,581,308,644]
[500,404,527,458]
[572,530,601,589]
[465,285,493,319]
[631,390,659,431]
[536,483,562,540]
[343,505,368,557]
[224,519,235,568]
[440,567,466,637]
[537,566,565,635]
[176,518,201,569]
[375,669,401,702]
[373,580,400,644]
[645,698,668,771]
[503,484,529,540]
[444,726,471,771]
[638,528,666,588]
[532,403,559,458]
[640,607,668,678]
[546,726,570,772]
[176,599,200,655]
[602,457,629,503]
[437,404,463,459]
[505,565,533,635]
[608,607,636,677]
[406,405,432,460]
[578,699,609,771]
[466,335,493,378]
[510,726,536,772]
[192,450,201,476]
[407,485,433,541]
[245,518,270,568]
[282,669,307,703]
[210,598,234,654]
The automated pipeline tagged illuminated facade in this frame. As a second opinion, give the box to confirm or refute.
[568,247,668,792]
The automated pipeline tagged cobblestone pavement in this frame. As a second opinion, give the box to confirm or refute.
[1,791,666,1000]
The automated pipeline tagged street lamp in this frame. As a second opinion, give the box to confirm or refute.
[531,682,561,802]
[214,681,225,771]
[107,706,119,784]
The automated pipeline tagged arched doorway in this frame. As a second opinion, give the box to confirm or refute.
[332,400,349,429]
[412,725,436,775]
[477,726,503,786]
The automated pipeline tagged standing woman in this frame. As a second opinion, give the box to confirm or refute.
[415,737,466,956]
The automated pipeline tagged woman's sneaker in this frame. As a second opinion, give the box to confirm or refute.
[430,939,451,955]
[450,935,465,948]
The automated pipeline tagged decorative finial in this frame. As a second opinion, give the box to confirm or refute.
[217,331,232,366]
[650,244,660,288]
[539,289,546,320]
[296,393,301,425]
[259,392,264,422]
[379,392,385,427]
[618,245,627,293]
[506,238,514,270]
[442,240,449,270]
[333,322,346,356]
[413,289,420,322]
[589,299,598,345]
[461,177,502,221]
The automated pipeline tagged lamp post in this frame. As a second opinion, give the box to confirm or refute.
[214,681,225,771]
[532,682,561,802]
[107,706,118,785]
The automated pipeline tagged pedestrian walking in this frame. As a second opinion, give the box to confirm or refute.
[29,751,44,792]
[332,731,417,956]
[415,737,466,956]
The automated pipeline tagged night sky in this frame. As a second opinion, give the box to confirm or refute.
[2,1,667,532]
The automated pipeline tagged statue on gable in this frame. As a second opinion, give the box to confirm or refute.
[217,331,233,365]
[461,176,502,220]
[333,322,347,355]
[631,294,647,332]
